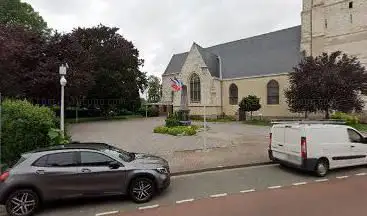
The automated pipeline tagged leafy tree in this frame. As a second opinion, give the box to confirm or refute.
[147,75,162,103]
[0,25,94,103]
[69,25,147,113]
[285,51,367,119]
[0,0,50,34]
[239,95,261,120]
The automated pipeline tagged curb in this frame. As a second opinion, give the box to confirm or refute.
[171,161,275,176]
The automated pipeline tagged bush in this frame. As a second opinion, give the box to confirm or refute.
[137,106,160,117]
[165,118,181,127]
[153,125,198,136]
[118,108,134,116]
[331,112,359,125]
[1,100,59,166]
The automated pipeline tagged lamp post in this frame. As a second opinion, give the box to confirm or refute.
[59,64,68,137]
[0,92,2,172]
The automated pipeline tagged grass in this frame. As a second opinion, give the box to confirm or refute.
[65,115,143,124]
[350,123,367,132]
[243,119,271,126]
[190,116,236,123]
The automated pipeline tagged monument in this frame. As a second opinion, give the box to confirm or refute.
[177,85,191,125]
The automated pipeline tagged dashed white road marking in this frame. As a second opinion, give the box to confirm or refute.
[336,175,349,179]
[268,185,282,189]
[176,198,195,204]
[95,211,119,216]
[315,179,329,182]
[210,193,228,198]
[292,182,307,186]
[138,204,159,210]
[240,189,256,193]
[356,172,366,176]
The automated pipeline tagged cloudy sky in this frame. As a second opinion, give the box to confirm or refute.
[24,0,302,77]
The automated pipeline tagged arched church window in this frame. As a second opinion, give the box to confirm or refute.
[267,80,279,105]
[190,73,201,103]
[229,83,238,105]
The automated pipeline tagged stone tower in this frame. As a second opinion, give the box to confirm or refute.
[301,0,367,67]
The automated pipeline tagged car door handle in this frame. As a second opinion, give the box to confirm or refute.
[351,145,355,148]
[81,168,91,173]
[278,144,284,147]
[36,170,45,175]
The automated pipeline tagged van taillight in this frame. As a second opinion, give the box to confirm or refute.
[301,137,307,159]
[269,133,272,149]
[0,171,9,182]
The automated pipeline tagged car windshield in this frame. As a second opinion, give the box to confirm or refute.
[102,146,134,162]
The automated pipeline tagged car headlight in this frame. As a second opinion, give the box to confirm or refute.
[156,167,169,174]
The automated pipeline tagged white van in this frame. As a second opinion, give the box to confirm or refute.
[268,121,367,176]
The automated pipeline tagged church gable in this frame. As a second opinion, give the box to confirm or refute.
[162,26,302,79]
[180,42,214,78]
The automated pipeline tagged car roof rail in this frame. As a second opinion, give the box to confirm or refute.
[270,119,346,125]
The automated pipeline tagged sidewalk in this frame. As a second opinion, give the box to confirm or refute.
[165,143,270,174]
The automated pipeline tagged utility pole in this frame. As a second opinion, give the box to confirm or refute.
[0,93,2,173]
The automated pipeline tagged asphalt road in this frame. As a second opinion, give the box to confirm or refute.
[120,171,367,216]
[2,164,366,216]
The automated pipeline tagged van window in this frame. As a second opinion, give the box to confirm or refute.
[347,129,362,143]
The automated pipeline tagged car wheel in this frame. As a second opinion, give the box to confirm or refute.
[129,177,156,203]
[315,159,329,177]
[5,189,40,216]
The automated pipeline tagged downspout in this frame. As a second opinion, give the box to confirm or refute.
[217,56,224,115]
[310,0,313,56]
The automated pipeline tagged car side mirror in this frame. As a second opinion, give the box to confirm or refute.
[109,161,120,169]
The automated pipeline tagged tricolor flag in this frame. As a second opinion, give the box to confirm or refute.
[170,77,183,91]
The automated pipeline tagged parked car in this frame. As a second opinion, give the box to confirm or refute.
[268,121,367,177]
[0,142,171,216]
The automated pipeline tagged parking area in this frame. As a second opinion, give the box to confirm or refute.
[69,117,270,173]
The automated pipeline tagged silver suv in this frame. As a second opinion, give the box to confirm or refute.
[0,142,171,216]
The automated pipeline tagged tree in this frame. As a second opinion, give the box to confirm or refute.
[147,75,162,103]
[0,25,94,103]
[285,51,367,119]
[0,0,50,34]
[70,24,148,112]
[239,95,261,120]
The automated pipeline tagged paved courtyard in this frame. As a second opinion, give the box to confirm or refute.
[69,117,270,173]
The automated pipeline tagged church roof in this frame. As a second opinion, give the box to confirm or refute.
[163,25,302,79]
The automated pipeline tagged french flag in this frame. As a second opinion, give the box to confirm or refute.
[170,77,183,91]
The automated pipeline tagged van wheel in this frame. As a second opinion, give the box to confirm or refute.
[315,159,329,177]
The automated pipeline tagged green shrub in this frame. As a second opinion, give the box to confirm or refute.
[1,99,59,166]
[153,125,199,136]
[331,112,359,125]
[165,118,181,127]
[153,126,170,134]
[137,106,160,117]
[48,128,71,145]
[118,108,134,116]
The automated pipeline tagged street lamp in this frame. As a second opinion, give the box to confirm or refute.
[59,64,68,137]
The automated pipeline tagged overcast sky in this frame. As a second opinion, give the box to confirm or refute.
[24,0,302,78]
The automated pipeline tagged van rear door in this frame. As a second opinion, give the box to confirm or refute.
[283,125,303,165]
[271,125,285,152]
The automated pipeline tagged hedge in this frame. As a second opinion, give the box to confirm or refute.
[331,112,359,125]
[1,100,59,166]
[137,106,159,117]
[153,125,200,136]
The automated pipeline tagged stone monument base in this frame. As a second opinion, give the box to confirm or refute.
[177,109,191,125]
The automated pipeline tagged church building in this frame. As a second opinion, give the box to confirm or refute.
[161,0,367,118]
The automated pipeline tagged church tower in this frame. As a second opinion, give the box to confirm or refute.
[301,0,367,67]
